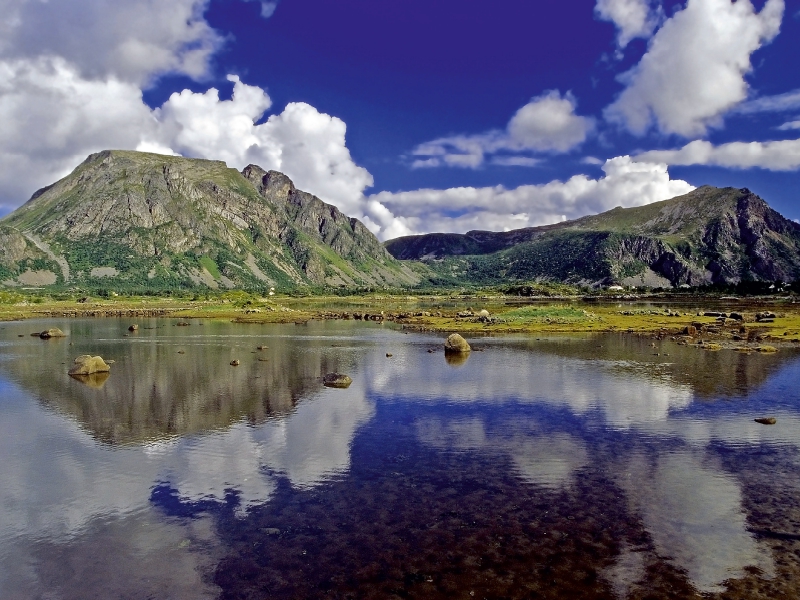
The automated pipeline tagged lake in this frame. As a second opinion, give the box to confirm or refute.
[1,318,799,599]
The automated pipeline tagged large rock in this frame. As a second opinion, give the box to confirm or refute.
[40,328,67,339]
[68,355,111,376]
[444,333,471,353]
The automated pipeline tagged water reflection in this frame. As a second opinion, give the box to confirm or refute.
[0,320,799,598]
[416,417,589,490]
[619,451,774,593]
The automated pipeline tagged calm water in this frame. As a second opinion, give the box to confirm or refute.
[1,318,799,599]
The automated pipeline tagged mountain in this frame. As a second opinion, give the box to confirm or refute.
[385,186,800,287]
[0,150,419,291]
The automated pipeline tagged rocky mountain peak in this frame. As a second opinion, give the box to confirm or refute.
[0,151,419,291]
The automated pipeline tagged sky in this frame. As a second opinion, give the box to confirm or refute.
[0,0,799,240]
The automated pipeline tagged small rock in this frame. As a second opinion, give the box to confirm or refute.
[262,528,280,536]
[478,309,490,318]
[257,345,268,350]
[177,350,185,354]
[444,333,471,353]
[323,373,352,388]
[176,322,190,327]
[230,359,240,366]
[754,417,777,425]
[128,324,139,332]
[386,353,393,357]
[683,325,697,336]
[40,328,67,339]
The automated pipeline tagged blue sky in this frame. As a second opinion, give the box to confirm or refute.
[1,0,798,239]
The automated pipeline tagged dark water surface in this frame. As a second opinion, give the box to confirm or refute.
[1,318,800,599]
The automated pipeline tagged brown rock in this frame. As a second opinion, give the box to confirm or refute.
[683,325,697,336]
[323,373,352,388]
[444,333,471,353]
[68,355,110,376]
[230,359,240,366]
[754,417,777,425]
[40,328,67,339]
[128,324,139,331]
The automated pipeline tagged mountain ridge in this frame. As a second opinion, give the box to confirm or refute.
[0,150,419,291]
[385,186,800,287]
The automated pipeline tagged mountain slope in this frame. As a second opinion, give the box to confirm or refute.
[0,150,419,290]
[385,186,800,286]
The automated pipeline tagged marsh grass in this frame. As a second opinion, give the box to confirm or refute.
[501,305,591,324]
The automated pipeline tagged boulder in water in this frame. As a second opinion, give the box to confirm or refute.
[40,328,66,339]
[444,333,471,353]
[323,373,352,388]
[69,355,111,376]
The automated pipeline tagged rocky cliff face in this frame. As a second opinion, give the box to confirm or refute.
[386,187,800,287]
[0,150,418,290]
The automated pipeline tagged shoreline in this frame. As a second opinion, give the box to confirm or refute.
[2,294,800,352]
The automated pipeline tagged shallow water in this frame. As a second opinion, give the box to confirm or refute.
[1,318,799,599]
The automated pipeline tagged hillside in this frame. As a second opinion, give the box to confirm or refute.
[0,150,419,291]
[385,186,800,287]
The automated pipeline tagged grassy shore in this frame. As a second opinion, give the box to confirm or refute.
[2,292,800,350]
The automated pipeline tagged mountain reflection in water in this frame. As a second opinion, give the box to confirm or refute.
[0,318,799,599]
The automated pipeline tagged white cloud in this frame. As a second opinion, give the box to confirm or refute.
[0,0,221,85]
[0,57,159,208]
[636,138,800,171]
[369,156,695,238]
[245,0,280,18]
[778,120,800,131]
[605,0,785,137]
[595,0,663,47]
[0,67,374,218]
[412,91,594,169]
[737,88,800,114]
[148,78,373,214]
[0,0,375,219]
[491,156,542,167]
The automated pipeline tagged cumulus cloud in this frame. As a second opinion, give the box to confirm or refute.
[369,156,694,238]
[0,58,158,207]
[595,0,663,48]
[636,138,800,171]
[145,76,374,215]
[412,91,594,169]
[0,0,375,219]
[777,120,800,131]
[0,0,221,85]
[605,0,785,137]
[0,68,374,218]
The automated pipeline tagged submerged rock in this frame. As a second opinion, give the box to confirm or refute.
[230,359,240,366]
[128,324,139,331]
[40,328,66,339]
[68,355,111,376]
[323,373,352,388]
[755,417,777,425]
[444,333,471,353]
